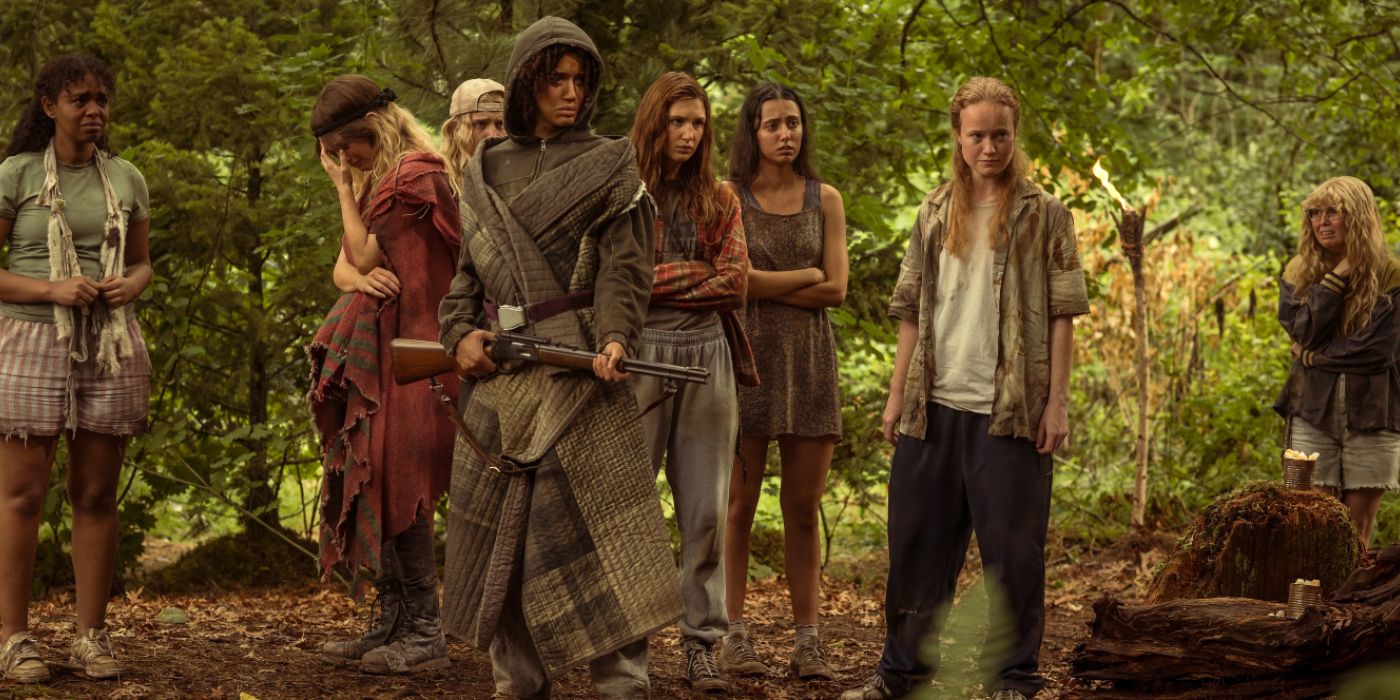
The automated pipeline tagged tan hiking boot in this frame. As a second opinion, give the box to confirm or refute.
[789,634,834,680]
[69,627,121,679]
[683,640,730,694]
[1,631,50,684]
[717,631,769,676]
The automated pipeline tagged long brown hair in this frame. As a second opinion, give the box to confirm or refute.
[1293,176,1391,336]
[629,72,725,232]
[311,75,438,203]
[726,81,818,189]
[944,76,1030,258]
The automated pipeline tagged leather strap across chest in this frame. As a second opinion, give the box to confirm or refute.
[483,290,595,331]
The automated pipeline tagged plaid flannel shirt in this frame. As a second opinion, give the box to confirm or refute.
[649,189,760,386]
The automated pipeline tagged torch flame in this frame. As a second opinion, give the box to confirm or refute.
[1092,158,1131,211]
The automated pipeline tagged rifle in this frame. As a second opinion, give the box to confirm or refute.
[390,332,710,386]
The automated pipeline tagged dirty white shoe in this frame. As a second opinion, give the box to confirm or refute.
[1,631,50,684]
[69,627,121,679]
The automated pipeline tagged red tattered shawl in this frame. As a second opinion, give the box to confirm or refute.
[308,153,461,589]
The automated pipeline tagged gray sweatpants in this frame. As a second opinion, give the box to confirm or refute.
[633,323,738,647]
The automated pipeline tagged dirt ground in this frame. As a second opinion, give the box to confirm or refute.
[2,537,1169,699]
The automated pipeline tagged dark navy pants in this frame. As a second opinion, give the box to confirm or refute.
[875,402,1052,697]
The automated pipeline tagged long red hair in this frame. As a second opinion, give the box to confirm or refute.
[944,76,1030,258]
[628,72,725,233]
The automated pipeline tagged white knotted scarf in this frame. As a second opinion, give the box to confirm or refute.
[36,141,133,385]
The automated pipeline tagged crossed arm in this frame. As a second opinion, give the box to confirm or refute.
[748,183,848,308]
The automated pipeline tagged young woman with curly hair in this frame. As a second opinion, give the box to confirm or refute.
[1277,175,1400,549]
[0,53,153,684]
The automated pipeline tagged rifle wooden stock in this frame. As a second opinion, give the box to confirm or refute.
[390,339,459,386]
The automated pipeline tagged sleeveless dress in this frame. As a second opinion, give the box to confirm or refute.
[736,178,842,439]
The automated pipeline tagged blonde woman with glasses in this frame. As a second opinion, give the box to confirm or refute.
[1277,175,1400,550]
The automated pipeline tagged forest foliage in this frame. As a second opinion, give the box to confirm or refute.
[2,0,1398,586]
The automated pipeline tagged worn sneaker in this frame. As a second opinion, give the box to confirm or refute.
[717,632,769,676]
[684,641,730,694]
[839,674,898,700]
[789,634,835,680]
[69,627,121,679]
[990,691,1028,700]
[1,631,50,684]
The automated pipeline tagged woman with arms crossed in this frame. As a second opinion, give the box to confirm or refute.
[721,80,847,683]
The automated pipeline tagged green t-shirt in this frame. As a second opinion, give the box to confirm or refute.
[0,150,149,322]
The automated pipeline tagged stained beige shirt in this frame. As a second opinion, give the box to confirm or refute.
[889,180,1090,440]
[930,201,997,414]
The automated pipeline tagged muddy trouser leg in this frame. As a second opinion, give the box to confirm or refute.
[487,577,648,698]
[490,576,552,699]
[876,402,974,696]
[589,637,651,699]
[965,413,1051,697]
[634,325,737,648]
[394,514,441,634]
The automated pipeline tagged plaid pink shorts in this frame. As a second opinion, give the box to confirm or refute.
[0,315,151,439]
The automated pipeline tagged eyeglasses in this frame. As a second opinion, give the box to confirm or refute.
[1306,207,1343,222]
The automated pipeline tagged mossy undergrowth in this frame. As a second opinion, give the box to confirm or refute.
[140,525,322,594]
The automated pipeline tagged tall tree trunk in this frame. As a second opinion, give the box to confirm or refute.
[499,0,512,29]
[240,156,276,528]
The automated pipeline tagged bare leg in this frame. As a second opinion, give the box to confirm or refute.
[0,435,59,639]
[776,436,834,625]
[724,436,769,623]
[66,430,126,634]
[1342,488,1385,549]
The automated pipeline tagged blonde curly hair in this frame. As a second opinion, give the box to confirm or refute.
[1292,176,1389,337]
[311,75,439,205]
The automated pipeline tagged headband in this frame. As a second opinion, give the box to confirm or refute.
[312,87,397,137]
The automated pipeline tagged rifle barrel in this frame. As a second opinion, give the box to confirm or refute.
[389,335,710,386]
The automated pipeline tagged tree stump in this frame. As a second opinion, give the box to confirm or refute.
[1071,543,1400,697]
[1148,481,1360,602]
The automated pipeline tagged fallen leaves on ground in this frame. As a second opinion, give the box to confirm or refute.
[2,541,1160,699]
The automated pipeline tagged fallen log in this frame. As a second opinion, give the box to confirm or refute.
[1072,545,1400,698]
